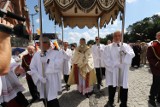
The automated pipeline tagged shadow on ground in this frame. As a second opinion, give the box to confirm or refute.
[59,90,87,107]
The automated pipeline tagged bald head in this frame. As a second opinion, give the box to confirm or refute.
[113,31,122,43]
[156,31,160,41]
[27,45,35,54]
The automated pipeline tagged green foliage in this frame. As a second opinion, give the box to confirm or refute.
[87,14,160,43]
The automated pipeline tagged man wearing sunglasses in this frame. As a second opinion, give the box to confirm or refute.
[91,37,106,90]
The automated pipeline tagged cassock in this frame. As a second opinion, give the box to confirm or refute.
[29,49,68,101]
[68,45,97,95]
[147,41,160,104]
[131,45,141,67]
[63,48,72,75]
[22,53,40,101]
[91,44,106,68]
[91,44,106,89]
[103,42,135,88]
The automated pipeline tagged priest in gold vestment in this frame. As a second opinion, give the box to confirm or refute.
[68,38,97,97]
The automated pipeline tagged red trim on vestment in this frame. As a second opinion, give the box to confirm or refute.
[73,64,79,84]
[85,73,89,88]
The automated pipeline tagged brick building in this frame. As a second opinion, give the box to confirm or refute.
[0,0,31,47]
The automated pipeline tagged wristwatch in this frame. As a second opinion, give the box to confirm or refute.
[0,24,13,34]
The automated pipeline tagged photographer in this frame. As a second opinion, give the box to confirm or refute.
[0,18,12,75]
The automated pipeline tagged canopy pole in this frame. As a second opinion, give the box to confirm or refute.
[97,18,102,91]
[97,18,100,38]
[39,0,43,53]
[39,0,47,107]
[61,18,64,46]
[118,0,126,103]
[121,0,126,46]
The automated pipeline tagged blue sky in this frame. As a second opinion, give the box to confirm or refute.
[26,0,160,43]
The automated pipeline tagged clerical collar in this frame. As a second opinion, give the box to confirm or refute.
[113,42,121,47]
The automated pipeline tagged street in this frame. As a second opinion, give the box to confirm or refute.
[20,65,154,107]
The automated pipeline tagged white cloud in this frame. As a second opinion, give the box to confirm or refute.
[126,0,137,3]
[63,19,124,44]
[36,18,39,23]
[155,12,160,16]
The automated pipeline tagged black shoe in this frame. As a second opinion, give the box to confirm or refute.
[97,84,101,90]
[85,93,91,98]
[104,101,115,107]
[148,100,157,107]
[120,104,127,107]
[66,85,70,91]
[157,99,160,104]
[100,83,104,87]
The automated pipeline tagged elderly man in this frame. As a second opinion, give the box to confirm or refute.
[91,37,106,90]
[68,38,97,98]
[29,37,69,107]
[62,42,72,91]
[103,31,135,107]
[22,45,40,103]
[147,31,160,107]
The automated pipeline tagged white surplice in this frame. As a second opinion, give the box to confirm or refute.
[63,48,72,75]
[0,58,24,103]
[103,42,135,89]
[30,49,68,101]
[91,44,106,68]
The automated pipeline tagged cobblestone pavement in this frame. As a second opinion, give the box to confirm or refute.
[20,65,156,107]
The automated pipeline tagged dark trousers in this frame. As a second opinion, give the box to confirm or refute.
[149,75,160,102]
[26,73,40,100]
[108,86,128,107]
[43,98,60,107]
[95,67,105,85]
[131,55,140,67]
[64,75,70,87]
[14,92,29,107]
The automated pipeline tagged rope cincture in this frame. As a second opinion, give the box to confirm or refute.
[151,46,160,67]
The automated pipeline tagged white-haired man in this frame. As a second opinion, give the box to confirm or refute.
[29,37,70,107]
[103,31,135,107]
[22,45,40,104]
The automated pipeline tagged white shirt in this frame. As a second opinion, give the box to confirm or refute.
[30,49,69,101]
[103,42,135,88]
[91,44,106,68]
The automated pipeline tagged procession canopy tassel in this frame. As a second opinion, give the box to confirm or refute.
[75,4,78,13]
[95,6,98,14]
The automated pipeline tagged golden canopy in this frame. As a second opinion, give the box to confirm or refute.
[44,0,124,28]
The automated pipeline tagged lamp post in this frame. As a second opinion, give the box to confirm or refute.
[29,5,39,42]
